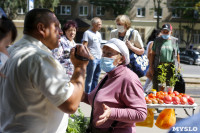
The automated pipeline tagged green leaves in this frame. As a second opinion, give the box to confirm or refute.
[157,63,168,84]
[168,65,178,87]
[66,108,90,133]
[157,63,178,87]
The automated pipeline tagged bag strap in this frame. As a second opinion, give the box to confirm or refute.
[89,76,118,131]
[128,30,134,41]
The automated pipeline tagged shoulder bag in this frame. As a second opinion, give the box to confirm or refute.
[127,30,149,77]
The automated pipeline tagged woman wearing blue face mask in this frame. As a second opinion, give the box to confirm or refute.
[82,38,147,133]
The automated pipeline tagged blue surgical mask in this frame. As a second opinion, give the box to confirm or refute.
[161,34,170,39]
[100,57,116,72]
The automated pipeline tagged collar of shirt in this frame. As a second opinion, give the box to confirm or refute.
[23,35,52,54]
[107,65,126,78]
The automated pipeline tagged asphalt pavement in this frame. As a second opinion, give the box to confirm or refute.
[77,73,200,133]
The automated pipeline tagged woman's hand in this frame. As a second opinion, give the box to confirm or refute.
[96,104,111,126]
[125,40,132,49]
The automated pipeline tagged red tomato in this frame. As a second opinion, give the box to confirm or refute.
[164,92,168,96]
[169,93,175,98]
[188,97,195,105]
[159,95,164,100]
[146,99,152,104]
[152,99,158,104]
[156,92,161,96]
[159,91,164,95]
[148,93,156,99]
[172,96,180,105]
[168,91,173,95]
[182,94,190,99]
[177,94,182,99]
[180,97,187,105]
[173,91,179,96]
[158,99,164,104]
[164,95,172,104]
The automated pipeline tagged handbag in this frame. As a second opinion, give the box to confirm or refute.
[174,73,185,93]
[127,30,149,77]
[86,76,118,133]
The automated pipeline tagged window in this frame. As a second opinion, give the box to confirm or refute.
[154,9,162,18]
[173,29,183,43]
[56,5,71,15]
[79,6,88,16]
[172,8,181,18]
[137,8,145,17]
[17,8,25,14]
[193,30,200,44]
[135,28,145,42]
[96,6,105,16]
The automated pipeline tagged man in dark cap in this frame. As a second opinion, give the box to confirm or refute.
[149,23,180,91]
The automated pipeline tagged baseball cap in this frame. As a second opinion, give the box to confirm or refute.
[102,38,130,65]
[162,24,172,31]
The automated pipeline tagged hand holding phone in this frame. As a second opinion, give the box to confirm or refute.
[74,45,92,61]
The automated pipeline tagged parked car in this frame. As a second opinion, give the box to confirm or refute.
[179,49,200,65]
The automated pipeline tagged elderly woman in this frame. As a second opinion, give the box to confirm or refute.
[110,15,144,55]
[0,15,17,70]
[52,20,78,81]
[82,38,147,133]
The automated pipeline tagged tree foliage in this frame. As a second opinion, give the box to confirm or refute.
[89,0,131,16]
[0,0,26,19]
[153,0,164,29]
[170,0,200,48]
[0,0,60,19]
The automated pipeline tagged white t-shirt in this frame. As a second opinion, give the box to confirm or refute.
[0,35,74,133]
[82,29,102,59]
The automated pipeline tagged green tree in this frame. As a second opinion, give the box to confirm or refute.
[0,0,26,19]
[89,0,131,16]
[153,0,163,29]
[170,0,200,49]
[0,0,60,19]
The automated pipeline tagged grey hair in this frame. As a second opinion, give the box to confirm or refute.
[91,17,101,25]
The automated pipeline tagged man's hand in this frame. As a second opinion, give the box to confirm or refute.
[96,104,111,126]
[70,46,89,68]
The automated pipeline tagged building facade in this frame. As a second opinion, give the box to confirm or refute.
[13,0,200,49]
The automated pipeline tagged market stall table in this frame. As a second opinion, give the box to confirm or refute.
[147,103,198,116]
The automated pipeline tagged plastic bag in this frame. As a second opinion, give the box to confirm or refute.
[155,109,176,129]
[136,108,154,128]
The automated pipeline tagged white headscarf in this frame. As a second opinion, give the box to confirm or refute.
[102,38,130,65]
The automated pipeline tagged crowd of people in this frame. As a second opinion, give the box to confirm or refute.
[0,8,198,133]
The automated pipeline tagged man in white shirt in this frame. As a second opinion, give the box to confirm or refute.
[0,8,89,133]
[82,17,102,94]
